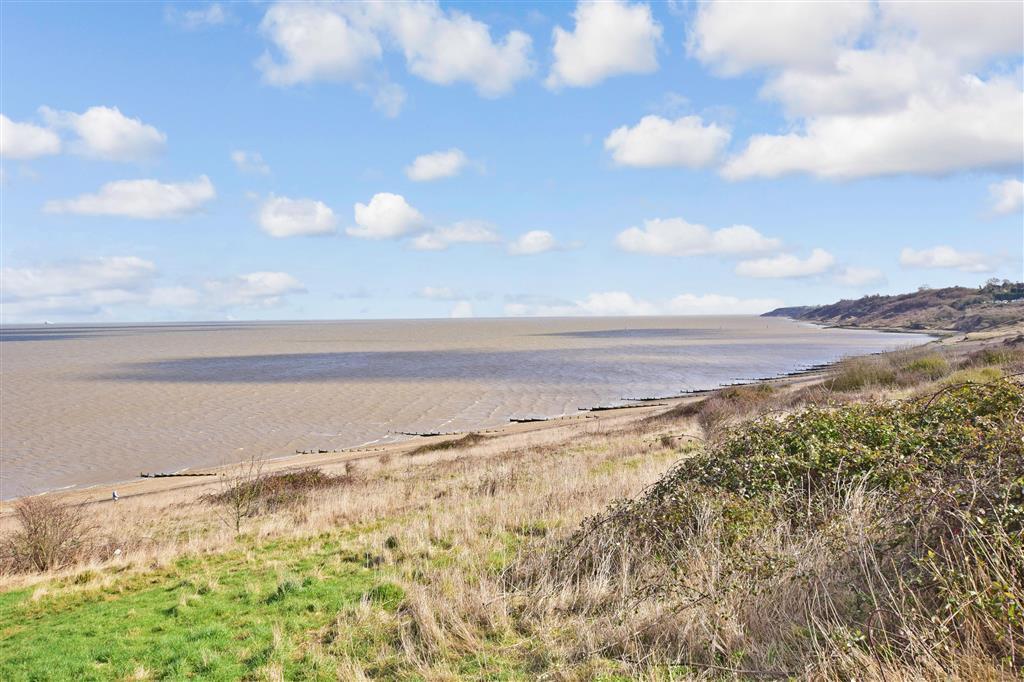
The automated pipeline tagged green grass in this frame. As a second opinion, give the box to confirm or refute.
[0,533,389,681]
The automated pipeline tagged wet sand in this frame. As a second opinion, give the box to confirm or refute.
[0,316,928,498]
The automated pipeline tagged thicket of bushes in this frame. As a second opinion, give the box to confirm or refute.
[512,379,1024,677]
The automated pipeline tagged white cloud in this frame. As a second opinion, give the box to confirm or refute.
[231,150,270,175]
[615,218,780,257]
[723,75,1023,180]
[44,176,215,219]
[664,293,784,315]
[546,0,662,89]
[504,290,782,316]
[257,2,533,97]
[449,301,474,318]
[405,148,468,181]
[40,105,166,162]
[166,3,228,30]
[689,0,873,75]
[410,220,500,251]
[880,1,1023,64]
[348,192,425,239]
[834,266,885,287]
[899,246,993,273]
[0,114,61,159]
[735,249,836,278]
[1,256,157,302]
[371,1,534,97]
[257,3,382,86]
[989,179,1024,215]
[258,195,337,237]
[701,2,1024,181]
[604,115,730,168]
[203,271,306,308]
[508,230,558,255]
[0,257,306,321]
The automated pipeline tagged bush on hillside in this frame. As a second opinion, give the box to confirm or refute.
[511,380,1024,677]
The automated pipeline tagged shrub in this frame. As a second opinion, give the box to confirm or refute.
[696,384,776,436]
[513,380,1024,676]
[2,497,94,572]
[204,465,349,530]
[408,432,490,457]
[900,352,950,380]
[830,356,898,391]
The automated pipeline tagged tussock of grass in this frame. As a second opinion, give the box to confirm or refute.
[204,467,349,513]
[408,432,490,457]
[831,349,953,392]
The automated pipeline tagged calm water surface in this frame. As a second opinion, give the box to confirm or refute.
[0,317,929,498]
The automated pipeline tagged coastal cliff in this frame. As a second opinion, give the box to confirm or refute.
[763,279,1024,332]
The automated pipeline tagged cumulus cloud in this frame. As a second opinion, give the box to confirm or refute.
[449,301,474,318]
[604,115,730,168]
[203,271,306,307]
[40,105,166,162]
[989,179,1024,215]
[1,114,61,159]
[0,255,307,321]
[257,2,533,97]
[405,148,469,181]
[507,230,558,255]
[257,3,382,86]
[1,256,157,302]
[834,265,885,287]
[615,218,780,257]
[899,246,993,273]
[723,76,1023,180]
[0,256,162,320]
[690,0,872,75]
[410,220,500,250]
[504,290,782,316]
[347,192,426,239]
[232,150,270,175]
[258,195,337,237]
[44,176,215,219]
[701,1,1024,181]
[735,249,836,278]
[546,0,662,89]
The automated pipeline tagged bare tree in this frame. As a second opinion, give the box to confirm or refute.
[3,496,94,571]
[212,455,266,534]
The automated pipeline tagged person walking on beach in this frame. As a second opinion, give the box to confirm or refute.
[111,490,119,501]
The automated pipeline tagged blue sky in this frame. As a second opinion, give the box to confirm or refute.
[1,0,1022,322]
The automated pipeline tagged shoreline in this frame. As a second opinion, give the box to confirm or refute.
[0,335,922,511]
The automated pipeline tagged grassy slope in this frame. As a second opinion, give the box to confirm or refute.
[0,533,396,681]
[763,280,1024,331]
[1,333,1022,680]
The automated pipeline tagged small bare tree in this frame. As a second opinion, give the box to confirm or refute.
[212,455,266,534]
[4,496,94,572]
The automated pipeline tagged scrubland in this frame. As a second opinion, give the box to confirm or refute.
[1,332,1022,680]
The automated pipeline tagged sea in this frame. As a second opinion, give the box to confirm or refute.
[0,316,930,498]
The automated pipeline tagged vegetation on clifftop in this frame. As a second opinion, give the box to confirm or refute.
[764,279,1024,331]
